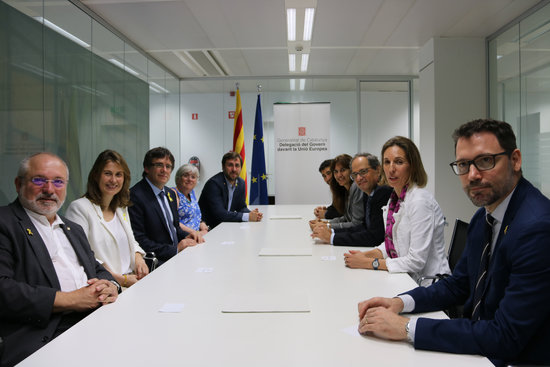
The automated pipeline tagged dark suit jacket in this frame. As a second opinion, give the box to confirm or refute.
[404,177,550,366]
[129,178,187,264]
[0,200,113,367]
[324,204,340,220]
[333,185,392,246]
[198,172,250,229]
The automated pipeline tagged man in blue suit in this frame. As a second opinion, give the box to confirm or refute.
[356,119,550,366]
[129,147,196,265]
[199,151,262,229]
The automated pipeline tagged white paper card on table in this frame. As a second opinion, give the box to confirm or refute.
[321,255,337,261]
[196,267,214,273]
[240,225,250,229]
[220,241,235,246]
[158,303,185,313]
[269,215,303,220]
[258,247,312,256]
[221,291,310,313]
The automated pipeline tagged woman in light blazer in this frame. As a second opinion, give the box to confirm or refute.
[66,150,148,288]
[344,137,450,282]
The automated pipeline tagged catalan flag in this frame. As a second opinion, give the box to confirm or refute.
[250,94,268,205]
[233,88,247,202]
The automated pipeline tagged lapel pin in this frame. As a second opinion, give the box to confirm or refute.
[167,192,173,202]
[504,225,508,234]
[26,228,33,236]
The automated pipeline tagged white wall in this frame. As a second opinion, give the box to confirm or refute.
[419,37,487,248]
[180,90,363,201]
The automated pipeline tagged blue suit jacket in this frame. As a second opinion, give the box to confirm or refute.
[0,200,113,367]
[333,185,392,246]
[405,177,550,366]
[198,172,250,229]
[129,178,187,264]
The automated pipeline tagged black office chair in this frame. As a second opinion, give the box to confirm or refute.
[418,218,469,284]
[417,218,469,318]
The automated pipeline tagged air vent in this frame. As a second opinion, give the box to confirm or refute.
[175,50,230,77]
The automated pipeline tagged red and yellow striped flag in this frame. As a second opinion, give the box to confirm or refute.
[233,88,248,203]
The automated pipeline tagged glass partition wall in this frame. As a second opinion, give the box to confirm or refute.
[488,1,550,197]
[0,0,178,208]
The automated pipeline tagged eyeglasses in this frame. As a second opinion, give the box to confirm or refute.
[29,177,67,188]
[350,168,370,180]
[449,152,509,175]
[151,163,173,170]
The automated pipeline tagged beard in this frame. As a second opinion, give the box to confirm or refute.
[19,191,64,217]
[464,178,514,208]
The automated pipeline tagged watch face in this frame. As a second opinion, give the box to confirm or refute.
[372,259,379,269]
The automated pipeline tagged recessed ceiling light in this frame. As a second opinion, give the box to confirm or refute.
[300,53,309,72]
[287,8,296,41]
[289,54,296,72]
[303,8,315,41]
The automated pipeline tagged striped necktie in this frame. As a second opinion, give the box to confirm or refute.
[471,213,495,320]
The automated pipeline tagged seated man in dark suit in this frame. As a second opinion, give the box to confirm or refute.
[356,119,550,366]
[313,159,341,220]
[199,151,262,229]
[129,147,196,266]
[312,153,392,246]
[0,153,119,367]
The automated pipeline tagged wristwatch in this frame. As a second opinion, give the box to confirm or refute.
[372,258,379,270]
[110,280,122,294]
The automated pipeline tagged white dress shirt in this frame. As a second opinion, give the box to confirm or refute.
[25,208,88,292]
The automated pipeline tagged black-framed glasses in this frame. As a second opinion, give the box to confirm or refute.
[449,152,509,175]
[151,163,173,170]
[350,168,370,180]
[29,177,67,188]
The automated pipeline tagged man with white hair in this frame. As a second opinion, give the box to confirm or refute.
[0,152,119,367]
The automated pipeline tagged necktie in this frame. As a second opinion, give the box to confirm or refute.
[159,191,178,246]
[471,213,495,320]
[364,194,371,229]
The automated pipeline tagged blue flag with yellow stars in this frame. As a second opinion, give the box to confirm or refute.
[250,94,269,205]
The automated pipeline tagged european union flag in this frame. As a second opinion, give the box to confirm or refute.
[250,94,269,205]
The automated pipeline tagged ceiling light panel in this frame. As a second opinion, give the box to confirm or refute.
[287,8,296,41]
[303,8,315,41]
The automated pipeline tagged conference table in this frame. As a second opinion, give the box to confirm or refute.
[17,205,491,367]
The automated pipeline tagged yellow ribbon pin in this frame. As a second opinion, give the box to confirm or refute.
[504,225,508,234]
[26,228,33,236]
[167,192,173,202]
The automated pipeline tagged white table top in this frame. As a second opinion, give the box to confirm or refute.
[17,205,491,367]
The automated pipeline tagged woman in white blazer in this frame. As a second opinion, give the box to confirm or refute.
[344,137,450,282]
[66,150,148,288]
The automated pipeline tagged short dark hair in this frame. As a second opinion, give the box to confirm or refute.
[452,118,517,153]
[381,136,428,188]
[318,159,333,173]
[142,147,174,177]
[222,151,243,166]
[86,150,131,210]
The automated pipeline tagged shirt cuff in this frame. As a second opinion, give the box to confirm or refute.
[330,229,335,244]
[406,318,417,343]
[398,294,415,313]
[242,213,249,222]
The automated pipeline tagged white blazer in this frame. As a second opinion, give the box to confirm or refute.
[376,185,450,282]
[65,197,145,274]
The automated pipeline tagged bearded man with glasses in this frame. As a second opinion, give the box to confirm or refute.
[355,119,550,366]
[0,152,119,367]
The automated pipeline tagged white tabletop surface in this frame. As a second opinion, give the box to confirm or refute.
[17,205,491,367]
